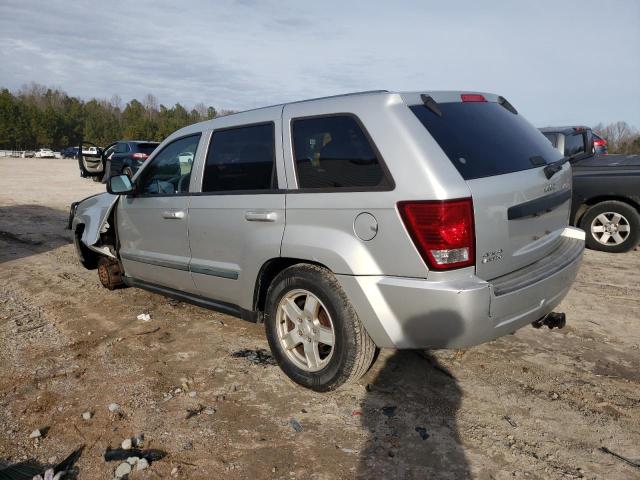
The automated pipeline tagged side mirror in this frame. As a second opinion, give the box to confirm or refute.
[107,174,134,195]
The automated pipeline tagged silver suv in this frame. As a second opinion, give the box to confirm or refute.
[70,90,585,391]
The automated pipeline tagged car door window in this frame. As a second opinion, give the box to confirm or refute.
[137,134,200,195]
[202,123,275,192]
[543,133,557,148]
[291,115,389,189]
[564,133,585,157]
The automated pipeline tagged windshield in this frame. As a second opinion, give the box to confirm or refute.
[410,102,563,180]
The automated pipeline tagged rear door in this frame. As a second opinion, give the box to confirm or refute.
[410,97,572,280]
[117,134,201,292]
[187,107,286,310]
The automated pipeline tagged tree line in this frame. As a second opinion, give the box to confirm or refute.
[593,121,640,155]
[0,83,233,150]
[1,83,639,155]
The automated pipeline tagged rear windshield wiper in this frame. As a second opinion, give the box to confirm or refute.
[543,154,576,179]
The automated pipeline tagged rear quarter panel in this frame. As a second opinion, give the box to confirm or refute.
[280,93,471,278]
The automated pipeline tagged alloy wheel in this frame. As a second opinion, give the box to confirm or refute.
[590,212,631,245]
[275,289,335,372]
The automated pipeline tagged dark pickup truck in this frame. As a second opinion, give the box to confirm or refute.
[540,126,640,253]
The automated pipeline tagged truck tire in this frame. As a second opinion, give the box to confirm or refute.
[264,264,376,392]
[580,200,640,253]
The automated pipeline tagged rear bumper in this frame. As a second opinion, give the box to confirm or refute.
[337,227,585,349]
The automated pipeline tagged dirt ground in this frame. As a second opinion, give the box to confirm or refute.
[0,157,639,480]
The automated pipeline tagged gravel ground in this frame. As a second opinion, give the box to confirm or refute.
[0,158,639,480]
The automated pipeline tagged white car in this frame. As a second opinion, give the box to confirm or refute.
[35,148,55,158]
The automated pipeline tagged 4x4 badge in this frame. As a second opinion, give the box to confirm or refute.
[481,249,503,264]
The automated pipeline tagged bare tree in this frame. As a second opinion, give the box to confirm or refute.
[142,93,159,119]
[110,94,122,110]
[595,121,639,154]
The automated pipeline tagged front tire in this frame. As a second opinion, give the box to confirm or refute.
[580,200,640,253]
[264,264,376,392]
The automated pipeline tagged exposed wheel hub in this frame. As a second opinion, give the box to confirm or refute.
[97,257,125,290]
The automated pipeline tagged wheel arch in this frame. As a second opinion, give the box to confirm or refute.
[252,257,332,318]
[574,195,640,226]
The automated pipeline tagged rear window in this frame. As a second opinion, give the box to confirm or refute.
[410,102,562,180]
[563,133,586,157]
[543,133,557,147]
[137,143,159,155]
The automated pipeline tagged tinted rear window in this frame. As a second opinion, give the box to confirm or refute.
[410,102,562,180]
[563,133,586,157]
[543,133,557,147]
[136,143,159,155]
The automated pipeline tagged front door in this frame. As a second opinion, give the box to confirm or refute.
[188,108,286,310]
[118,134,202,292]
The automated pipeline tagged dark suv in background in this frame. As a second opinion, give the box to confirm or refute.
[104,141,159,178]
[62,146,79,159]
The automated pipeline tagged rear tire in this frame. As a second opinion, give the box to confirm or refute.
[264,264,376,392]
[579,200,640,253]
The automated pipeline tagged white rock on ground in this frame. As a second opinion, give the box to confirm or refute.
[136,458,149,471]
[121,438,132,450]
[115,462,132,478]
[133,433,144,447]
[82,411,92,420]
[29,429,41,438]
[126,456,139,465]
[108,403,119,412]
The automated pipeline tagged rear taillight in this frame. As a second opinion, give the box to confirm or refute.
[460,94,486,102]
[593,139,606,146]
[398,199,475,270]
[132,153,148,160]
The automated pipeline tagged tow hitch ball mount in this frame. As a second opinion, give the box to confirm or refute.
[532,312,566,330]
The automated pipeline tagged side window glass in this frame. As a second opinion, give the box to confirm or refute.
[291,115,387,189]
[564,134,585,157]
[137,134,200,195]
[202,123,275,192]
[543,133,557,148]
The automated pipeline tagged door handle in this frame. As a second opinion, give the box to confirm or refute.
[161,210,185,219]
[244,211,277,222]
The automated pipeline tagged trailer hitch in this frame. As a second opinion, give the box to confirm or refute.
[532,312,566,330]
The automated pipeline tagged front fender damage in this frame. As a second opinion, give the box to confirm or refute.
[71,192,119,259]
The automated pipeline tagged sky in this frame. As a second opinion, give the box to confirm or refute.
[0,0,639,127]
